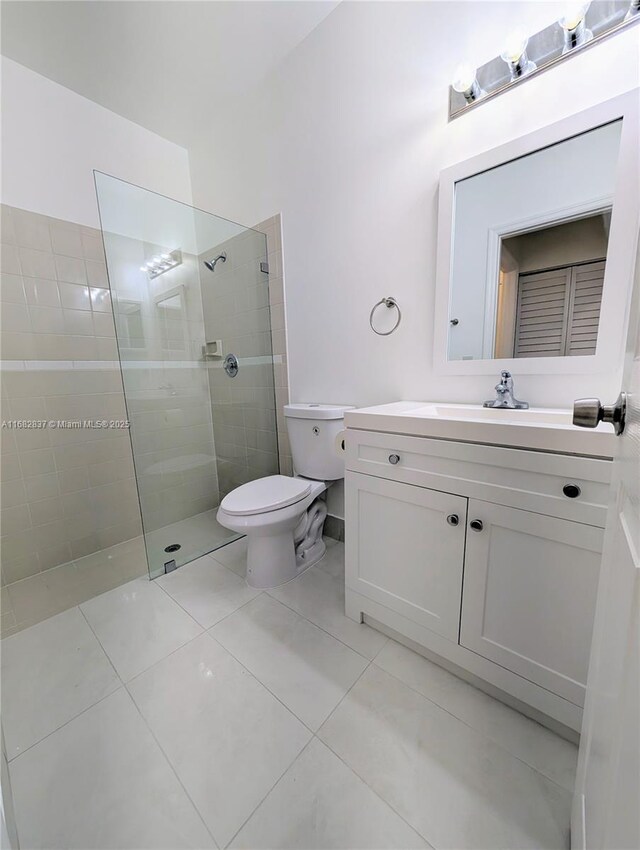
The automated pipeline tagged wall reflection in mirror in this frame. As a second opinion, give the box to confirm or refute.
[448,120,622,361]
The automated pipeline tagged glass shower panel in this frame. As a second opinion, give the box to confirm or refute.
[94,173,278,578]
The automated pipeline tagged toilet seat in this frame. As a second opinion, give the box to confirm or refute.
[220,475,312,517]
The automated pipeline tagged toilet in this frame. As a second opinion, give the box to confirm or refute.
[216,403,353,588]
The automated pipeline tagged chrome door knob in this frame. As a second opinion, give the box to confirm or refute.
[573,392,627,436]
[388,454,400,465]
[447,514,459,526]
[470,519,484,532]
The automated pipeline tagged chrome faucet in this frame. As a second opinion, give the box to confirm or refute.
[483,371,529,410]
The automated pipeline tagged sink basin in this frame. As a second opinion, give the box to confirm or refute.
[344,401,615,458]
[406,404,574,426]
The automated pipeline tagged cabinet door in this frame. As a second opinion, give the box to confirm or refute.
[345,472,467,641]
[460,499,603,706]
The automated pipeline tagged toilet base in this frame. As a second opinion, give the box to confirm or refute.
[245,531,326,589]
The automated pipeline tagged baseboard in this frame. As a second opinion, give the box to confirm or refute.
[571,793,586,850]
[324,514,345,542]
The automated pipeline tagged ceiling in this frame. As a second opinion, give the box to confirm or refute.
[0,0,340,147]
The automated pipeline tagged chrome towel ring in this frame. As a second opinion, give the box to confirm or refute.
[369,297,401,336]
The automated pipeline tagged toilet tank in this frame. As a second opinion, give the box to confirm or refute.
[284,404,354,481]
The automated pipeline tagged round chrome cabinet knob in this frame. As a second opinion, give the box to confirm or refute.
[563,483,581,499]
[447,514,459,526]
[470,519,484,532]
[388,454,400,465]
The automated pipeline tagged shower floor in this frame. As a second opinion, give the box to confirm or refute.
[1,509,239,636]
[145,508,238,579]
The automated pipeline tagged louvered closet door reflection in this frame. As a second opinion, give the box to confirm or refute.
[566,260,605,355]
[514,260,605,358]
[514,267,571,357]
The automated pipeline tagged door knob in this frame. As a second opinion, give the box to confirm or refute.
[447,514,459,526]
[573,392,626,436]
[388,454,400,465]
[470,519,484,532]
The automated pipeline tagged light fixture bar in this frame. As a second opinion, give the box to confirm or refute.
[449,0,639,120]
[140,249,183,279]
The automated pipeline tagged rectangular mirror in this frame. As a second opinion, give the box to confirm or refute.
[446,120,622,362]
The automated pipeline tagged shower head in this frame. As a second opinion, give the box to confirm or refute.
[203,252,227,272]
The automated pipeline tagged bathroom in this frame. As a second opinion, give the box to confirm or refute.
[0,0,638,847]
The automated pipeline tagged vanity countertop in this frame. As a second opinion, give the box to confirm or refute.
[344,401,616,459]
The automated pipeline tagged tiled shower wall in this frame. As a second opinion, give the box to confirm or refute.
[200,214,290,500]
[103,233,219,533]
[0,205,143,588]
[258,214,292,477]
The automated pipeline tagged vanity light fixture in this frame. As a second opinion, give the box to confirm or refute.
[500,30,536,79]
[625,0,640,20]
[449,1,639,120]
[559,2,593,53]
[139,249,183,279]
[452,64,484,103]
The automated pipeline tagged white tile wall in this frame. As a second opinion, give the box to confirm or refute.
[102,235,221,535]
[1,204,144,628]
[200,215,289,499]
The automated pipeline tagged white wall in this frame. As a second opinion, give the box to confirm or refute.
[188,2,639,408]
[1,57,192,226]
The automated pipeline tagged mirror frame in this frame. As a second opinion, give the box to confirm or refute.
[434,91,639,377]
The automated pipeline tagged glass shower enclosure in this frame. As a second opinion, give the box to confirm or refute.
[95,173,279,578]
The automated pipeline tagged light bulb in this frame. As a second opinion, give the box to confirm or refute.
[451,63,484,104]
[559,2,590,30]
[500,28,536,79]
[500,30,528,63]
[452,64,476,93]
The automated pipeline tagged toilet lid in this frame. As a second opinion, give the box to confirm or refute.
[221,475,312,516]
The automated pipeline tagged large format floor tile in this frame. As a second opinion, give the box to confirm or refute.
[9,688,215,850]
[3,537,148,637]
[317,541,346,581]
[80,578,202,681]
[211,594,369,730]
[230,738,428,849]
[128,633,310,848]
[319,665,571,850]
[268,563,388,660]
[0,607,120,758]
[209,537,248,577]
[375,640,578,791]
[157,554,260,628]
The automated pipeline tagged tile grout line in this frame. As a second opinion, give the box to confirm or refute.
[312,657,443,849]
[368,655,576,794]
[205,630,318,737]
[7,680,122,765]
[263,582,385,663]
[222,642,438,850]
[124,681,221,850]
[222,736,319,849]
[5,604,122,764]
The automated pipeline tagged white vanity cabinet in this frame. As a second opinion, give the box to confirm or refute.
[344,420,613,731]
[345,473,467,641]
[460,500,603,707]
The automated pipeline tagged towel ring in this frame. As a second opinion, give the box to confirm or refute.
[370,297,401,336]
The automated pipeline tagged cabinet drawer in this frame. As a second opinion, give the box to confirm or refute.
[346,428,611,527]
